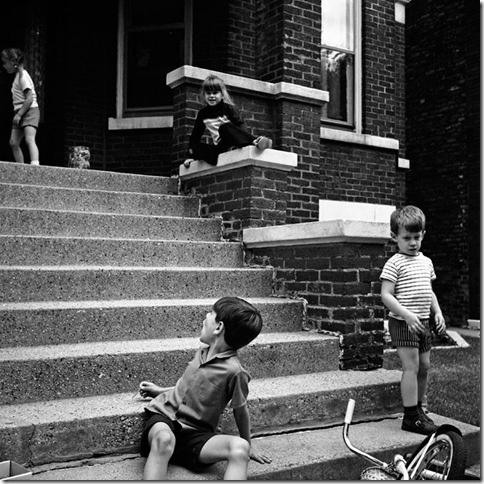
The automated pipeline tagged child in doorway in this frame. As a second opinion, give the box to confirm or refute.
[184,75,272,168]
[1,48,40,165]
[380,206,446,435]
[138,296,271,480]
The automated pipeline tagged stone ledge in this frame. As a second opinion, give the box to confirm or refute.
[179,146,298,180]
[243,220,390,248]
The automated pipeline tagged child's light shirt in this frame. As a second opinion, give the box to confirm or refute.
[145,345,250,432]
[12,69,38,110]
[380,252,436,320]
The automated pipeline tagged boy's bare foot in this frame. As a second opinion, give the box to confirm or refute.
[139,381,163,398]
[254,136,272,150]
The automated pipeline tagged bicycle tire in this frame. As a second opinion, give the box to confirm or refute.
[409,430,466,480]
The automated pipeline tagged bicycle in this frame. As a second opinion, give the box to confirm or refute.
[343,399,467,480]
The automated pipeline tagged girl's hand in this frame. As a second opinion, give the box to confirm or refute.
[139,381,163,399]
[250,445,272,464]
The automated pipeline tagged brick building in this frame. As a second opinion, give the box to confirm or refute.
[0,0,478,329]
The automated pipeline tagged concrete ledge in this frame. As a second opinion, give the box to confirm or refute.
[179,146,298,180]
[244,220,390,249]
[319,200,395,224]
[167,65,328,105]
[320,127,399,151]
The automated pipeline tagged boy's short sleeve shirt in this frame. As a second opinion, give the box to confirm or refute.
[145,346,250,432]
[380,252,436,320]
[12,70,38,110]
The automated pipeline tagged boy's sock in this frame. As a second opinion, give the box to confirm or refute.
[403,405,419,419]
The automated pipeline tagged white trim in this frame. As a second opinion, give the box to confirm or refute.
[243,220,390,248]
[319,200,395,223]
[354,0,362,132]
[320,127,399,150]
[108,116,173,130]
[179,146,298,180]
[116,0,125,119]
[397,157,410,169]
[395,0,411,24]
[167,65,328,105]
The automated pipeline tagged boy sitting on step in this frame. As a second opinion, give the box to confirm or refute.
[138,296,271,480]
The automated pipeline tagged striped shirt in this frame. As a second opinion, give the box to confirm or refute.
[380,252,436,320]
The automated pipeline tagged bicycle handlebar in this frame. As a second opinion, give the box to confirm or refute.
[344,398,355,424]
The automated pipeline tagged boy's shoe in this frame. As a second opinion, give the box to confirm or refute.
[30,160,40,166]
[418,407,435,425]
[254,136,272,150]
[183,159,195,168]
[402,416,437,435]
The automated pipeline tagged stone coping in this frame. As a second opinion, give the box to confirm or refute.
[179,146,298,180]
[243,220,390,248]
[167,65,328,105]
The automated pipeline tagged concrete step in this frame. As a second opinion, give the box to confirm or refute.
[0,266,274,303]
[0,369,402,466]
[28,415,480,480]
[0,207,223,241]
[0,236,244,267]
[0,297,305,347]
[0,297,306,348]
[0,332,339,405]
[0,161,177,195]
[0,183,200,217]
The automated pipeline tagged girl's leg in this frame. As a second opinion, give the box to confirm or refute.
[198,434,250,480]
[143,422,176,481]
[9,128,24,163]
[189,143,221,165]
[396,346,420,407]
[23,126,39,163]
[219,122,256,149]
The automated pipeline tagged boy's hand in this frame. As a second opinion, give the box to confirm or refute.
[433,312,446,335]
[404,312,425,334]
[249,445,271,464]
[139,381,163,399]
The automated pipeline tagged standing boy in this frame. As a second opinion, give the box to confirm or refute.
[380,206,446,435]
[139,296,271,480]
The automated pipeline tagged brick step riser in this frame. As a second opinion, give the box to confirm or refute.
[0,208,223,241]
[0,267,274,303]
[0,184,200,218]
[0,161,177,194]
[0,299,305,348]
[0,236,244,268]
[0,337,339,405]
[0,379,401,466]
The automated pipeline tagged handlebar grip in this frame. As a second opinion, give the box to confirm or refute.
[345,399,356,424]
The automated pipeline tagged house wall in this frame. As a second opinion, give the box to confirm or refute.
[405,0,479,325]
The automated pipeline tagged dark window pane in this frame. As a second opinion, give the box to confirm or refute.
[130,0,184,27]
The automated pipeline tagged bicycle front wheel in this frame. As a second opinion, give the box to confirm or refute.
[410,430,466,480]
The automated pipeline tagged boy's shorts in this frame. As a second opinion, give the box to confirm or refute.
[140,410,218,472]
[388,316,432,353]
[13,107,40,129]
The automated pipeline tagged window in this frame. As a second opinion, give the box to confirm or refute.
[321,0,360,128]
[117,0,192,118]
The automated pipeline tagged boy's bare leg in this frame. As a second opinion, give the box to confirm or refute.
[396,346,420,406]
[24,126,39,162]
[9,129,24,163]
[417,350,431,403]
[143,422,176,480]
[198,434,250,480]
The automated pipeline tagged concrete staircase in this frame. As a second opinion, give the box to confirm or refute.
[0,161,479,480]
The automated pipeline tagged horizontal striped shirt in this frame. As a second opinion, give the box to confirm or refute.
[380,252,436,320]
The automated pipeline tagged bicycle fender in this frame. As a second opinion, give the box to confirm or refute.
[435,424,463,436]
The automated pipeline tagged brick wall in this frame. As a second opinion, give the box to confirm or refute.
[405,0,479,324]
[247,242,387,370]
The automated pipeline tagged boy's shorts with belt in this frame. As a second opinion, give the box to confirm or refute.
[13,107,40,129]
[388,316,432,353]
[140,409,218,472]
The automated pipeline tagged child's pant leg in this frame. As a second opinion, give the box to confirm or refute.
[189,142,221,165]
[219,122,256,149]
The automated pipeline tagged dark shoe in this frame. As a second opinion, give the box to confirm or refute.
[402,416,437,435]
[418,407,435,425]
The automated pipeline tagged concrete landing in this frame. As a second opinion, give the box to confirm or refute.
[29,414,480,481]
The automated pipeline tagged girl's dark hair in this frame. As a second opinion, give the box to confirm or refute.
[213,297,263,350]
[1,48,24,66]
[390,205,426,235]
[200,75,234,105]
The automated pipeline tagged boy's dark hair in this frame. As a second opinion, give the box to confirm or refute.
[390,205,426,235]
[213,297,262,350]
[1,48,24,66]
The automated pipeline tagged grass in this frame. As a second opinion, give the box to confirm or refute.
[383,336,481,427]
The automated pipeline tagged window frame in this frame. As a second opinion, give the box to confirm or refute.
[115,0,193,120]
[320,0,361,132]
